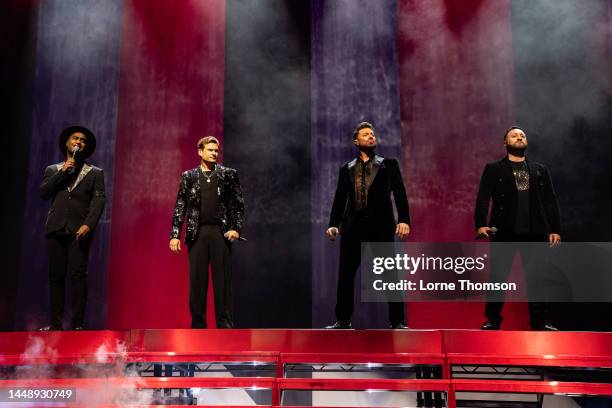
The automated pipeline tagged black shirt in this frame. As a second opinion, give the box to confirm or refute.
[511,161,530,234]
[354,156,374,211]
[199,169,219,225]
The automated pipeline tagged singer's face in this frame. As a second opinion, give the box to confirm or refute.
[198,142,219,164]
[504,128,528,150]
[66,132,87,154]
[353,127,377,149]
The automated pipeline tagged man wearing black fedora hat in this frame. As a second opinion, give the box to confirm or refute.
[39,125,105,331]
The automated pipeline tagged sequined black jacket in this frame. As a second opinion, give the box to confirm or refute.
[170,165,245,244]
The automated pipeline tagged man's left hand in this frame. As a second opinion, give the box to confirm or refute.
[226,230,240,242]
[76,225,91,240]
[395,223,410,240]
[549,233,561,247]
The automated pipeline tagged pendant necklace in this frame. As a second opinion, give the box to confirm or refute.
[202,168,216,183]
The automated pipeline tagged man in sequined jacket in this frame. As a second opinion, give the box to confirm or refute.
[169,136,244,329]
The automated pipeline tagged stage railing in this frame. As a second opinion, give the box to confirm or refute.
[1,329,611,407]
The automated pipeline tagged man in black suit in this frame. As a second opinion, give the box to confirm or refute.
[39,126,105,331]
[170,136,244,329]
[475,126,561,331]
[325,122,411,329]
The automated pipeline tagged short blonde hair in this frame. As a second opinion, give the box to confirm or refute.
[197,136,220,149]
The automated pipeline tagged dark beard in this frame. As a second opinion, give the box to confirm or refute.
[506,146,526,157]
[360,146,376,155]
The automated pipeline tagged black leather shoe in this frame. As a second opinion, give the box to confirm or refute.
[72,326,84,331]
[325,321,352,329]
[533,322,559,331]
[39,325,63,331]
[480,320,501,330]
[390,323,410,329]
[217,321,234,329]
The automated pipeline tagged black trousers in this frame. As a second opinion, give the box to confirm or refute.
[336,220,405,326]
[47,231,92,328]
[484,233,550,328]
[187,225,233,329]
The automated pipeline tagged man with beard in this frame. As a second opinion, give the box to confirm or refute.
[169,136,244,329]
[325,121,411,329]
[39,126,105,331]
[475,126,561,330]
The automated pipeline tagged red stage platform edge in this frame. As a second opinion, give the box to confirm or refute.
[1,329,611,407]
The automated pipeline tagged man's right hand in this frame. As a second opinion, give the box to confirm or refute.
[169,238,181,253]
[476,227,490,238]
[326,227,339,241]
[60,158,76,173]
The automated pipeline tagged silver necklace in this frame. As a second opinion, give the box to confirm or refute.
[202,168,216,183]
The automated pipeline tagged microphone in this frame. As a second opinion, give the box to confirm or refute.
[224,232,247,242]
[66,146,80,174]
[328,227,339,240]
[475,226,497,240]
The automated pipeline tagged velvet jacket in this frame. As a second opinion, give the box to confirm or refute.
[39,162,106,236]
[170,165,245,244]
[474,157,561,238]
[328,155,410,236]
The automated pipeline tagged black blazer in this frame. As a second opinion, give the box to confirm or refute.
[39,163,106,236]
[328,155,410,236]
[170,165,245,244]
[474,157,561,237]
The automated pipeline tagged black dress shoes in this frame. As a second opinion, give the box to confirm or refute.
[533,322,559,331]
[39,325,63,331]
[480,319,501,330]
[390,323,410,329]
[325,320,352,329]
[72,326,84,331]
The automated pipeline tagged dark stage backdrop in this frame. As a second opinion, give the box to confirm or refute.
[3,0,612,331]
[0,0,38,331]
[224,0,312,328]
[511,0,612,330]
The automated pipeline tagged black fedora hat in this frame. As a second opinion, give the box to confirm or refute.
[58,125,96,159]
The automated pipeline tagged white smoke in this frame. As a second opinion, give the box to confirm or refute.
[8,335,156,406]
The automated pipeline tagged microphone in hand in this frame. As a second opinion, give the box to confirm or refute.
[65,146,80,174]
[326,227,339,241]
[475,226,497,240]
[224,231,247,242]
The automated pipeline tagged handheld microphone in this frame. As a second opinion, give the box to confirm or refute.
[224,232,247,242]
[475,226,497,240]
[67,146,80,174]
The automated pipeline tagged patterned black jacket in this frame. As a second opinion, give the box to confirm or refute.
[474,157,561,238]
[39,162,105,236]
[170,165,245,244]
